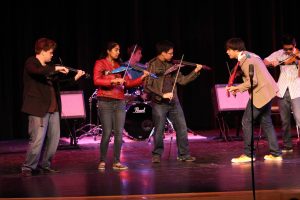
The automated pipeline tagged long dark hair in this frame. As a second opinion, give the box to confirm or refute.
[99,41,122,63]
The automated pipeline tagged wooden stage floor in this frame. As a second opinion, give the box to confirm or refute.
[0,129,300,200]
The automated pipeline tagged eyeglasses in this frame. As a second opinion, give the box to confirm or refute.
[283,47,294,51]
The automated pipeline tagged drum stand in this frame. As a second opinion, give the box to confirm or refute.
[147,117,175,143]
[147,118,195,160]
[77,90,102,141]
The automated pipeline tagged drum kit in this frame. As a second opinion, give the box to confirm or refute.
[124,86,177,141]
[124,86,155,140]
[124,89,153,140]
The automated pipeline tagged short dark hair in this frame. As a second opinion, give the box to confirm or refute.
[281,34,296,46]
[35,38,56,54]
[225,38,246,51]
[155,40,174,55]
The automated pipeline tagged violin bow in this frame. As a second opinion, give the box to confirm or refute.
[170,54,184,101]
[172,60,212,70]
[226,61,231,76]
[122,44,137,80]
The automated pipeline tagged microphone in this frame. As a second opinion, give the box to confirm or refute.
[249,64,254,93]
[249,64,254,79]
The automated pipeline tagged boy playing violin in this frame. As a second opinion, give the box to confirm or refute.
[264,34,300,153]
[225,38,282,163]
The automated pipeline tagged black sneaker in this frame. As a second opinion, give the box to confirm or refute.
[177,156,196,162]
[21,169,32,177]
[282,147,293,153]
[152,155,161,163]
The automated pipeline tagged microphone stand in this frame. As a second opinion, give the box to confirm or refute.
[249,64,256,200]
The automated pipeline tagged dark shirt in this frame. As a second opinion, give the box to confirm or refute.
[48,81,58,113]
[162,74,174,93]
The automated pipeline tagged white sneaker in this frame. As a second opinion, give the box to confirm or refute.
[264,154,282,161]
[231,154,255,163]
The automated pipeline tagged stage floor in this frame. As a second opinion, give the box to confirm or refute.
[0,129,300,199]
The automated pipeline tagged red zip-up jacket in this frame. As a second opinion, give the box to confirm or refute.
[93,58,144,99]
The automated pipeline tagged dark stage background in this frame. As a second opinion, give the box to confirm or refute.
[1,0,300,140]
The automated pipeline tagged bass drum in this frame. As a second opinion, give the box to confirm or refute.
[125,102,153,140]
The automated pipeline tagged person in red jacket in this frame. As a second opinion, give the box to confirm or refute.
[94,41,149,170]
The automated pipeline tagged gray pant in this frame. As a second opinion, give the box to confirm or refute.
[151,101,190,157]
[278,89,300,148]
[22,112,60,171]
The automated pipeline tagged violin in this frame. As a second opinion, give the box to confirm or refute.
[54,64,90,79]
[283,48,300,65]
[110,65,158,79]
[66,66,90,79]
[55,57,90,78]
[267,48,300,67]
[226,61,240,97]
[284,48,300,78]
[172,60,212,70]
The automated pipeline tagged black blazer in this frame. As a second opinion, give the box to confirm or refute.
[21,56,77,117]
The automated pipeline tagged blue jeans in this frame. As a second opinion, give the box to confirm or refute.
[151,101,190,157]
[22,112,60,171]
[97,99,126,163]
[278,89,300,148]
[242,100,281,157]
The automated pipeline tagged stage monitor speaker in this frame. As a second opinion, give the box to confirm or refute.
[60,90,86,119]
[214,84,249,112]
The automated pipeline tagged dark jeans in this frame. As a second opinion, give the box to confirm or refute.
[278,89,300,148]
[242,99,281,157]
[151,101,190,157]
[97,99,126,163]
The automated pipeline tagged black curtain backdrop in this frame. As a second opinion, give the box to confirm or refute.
[1,0,300,140]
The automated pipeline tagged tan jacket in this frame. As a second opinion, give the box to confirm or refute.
[236,51,279,108]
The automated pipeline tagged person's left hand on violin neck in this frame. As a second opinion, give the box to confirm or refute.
[194,64,203,73]
[74,70,86,81]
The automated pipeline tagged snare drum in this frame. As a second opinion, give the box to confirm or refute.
[124,102,153,140]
